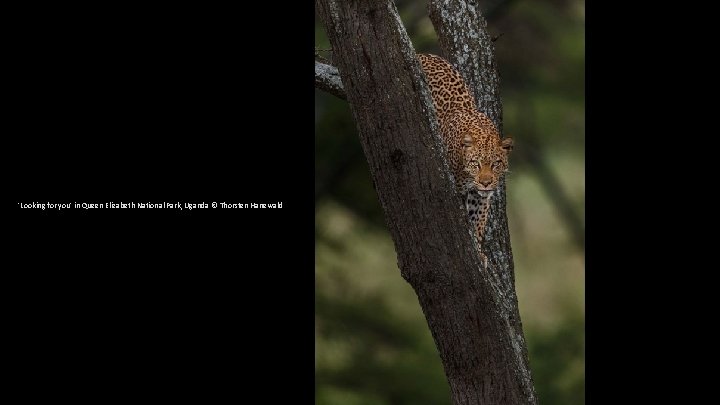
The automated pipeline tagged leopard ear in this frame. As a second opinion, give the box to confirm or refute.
[463,135,473,147]
[501,137,513,152]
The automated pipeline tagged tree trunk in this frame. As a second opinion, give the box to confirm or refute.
[315,1,537,404]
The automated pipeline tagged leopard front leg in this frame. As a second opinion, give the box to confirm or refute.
[466,191,493,268]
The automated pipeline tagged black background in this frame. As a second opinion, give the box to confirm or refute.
[9,2,313,401]
[587,2,713,402]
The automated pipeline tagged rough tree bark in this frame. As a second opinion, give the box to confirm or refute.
[315,1,537,404]
[314,61,346,101]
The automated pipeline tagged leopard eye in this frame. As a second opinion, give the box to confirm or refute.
[492,160,502,169]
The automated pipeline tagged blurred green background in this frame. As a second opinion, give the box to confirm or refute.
[315,1,584,404]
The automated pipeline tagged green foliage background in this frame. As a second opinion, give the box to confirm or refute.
[316,1,584,404]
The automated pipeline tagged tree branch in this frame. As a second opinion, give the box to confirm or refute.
[315,61,346,100]
[429,1,538,403]
[429,0,503,126]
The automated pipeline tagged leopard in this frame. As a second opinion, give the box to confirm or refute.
[418,53,513,263]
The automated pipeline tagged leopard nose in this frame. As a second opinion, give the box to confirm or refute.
[479,179,492,187]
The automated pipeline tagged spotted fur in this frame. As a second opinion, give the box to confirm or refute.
[418,54,513,259]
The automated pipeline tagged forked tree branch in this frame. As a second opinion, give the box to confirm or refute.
[316,0,537,403]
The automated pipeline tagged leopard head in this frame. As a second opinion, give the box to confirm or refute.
[460,116,513,196]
